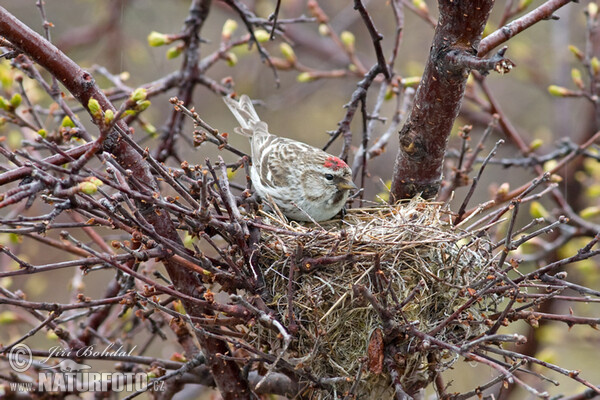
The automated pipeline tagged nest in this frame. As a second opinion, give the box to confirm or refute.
[249,198,500,398]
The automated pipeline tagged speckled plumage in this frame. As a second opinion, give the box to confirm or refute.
[223,95,357,221]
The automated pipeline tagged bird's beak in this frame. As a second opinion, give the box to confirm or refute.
[337,180,358,191]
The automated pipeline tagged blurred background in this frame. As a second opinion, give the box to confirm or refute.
[0,0,599,398]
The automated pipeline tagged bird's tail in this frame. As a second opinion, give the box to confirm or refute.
[223,95,264,136]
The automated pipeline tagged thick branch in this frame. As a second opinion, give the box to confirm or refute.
[390,0,495,200]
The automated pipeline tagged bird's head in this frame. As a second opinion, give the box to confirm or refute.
[300,155,357,203]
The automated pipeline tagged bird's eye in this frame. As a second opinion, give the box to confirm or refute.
[324,173,334,181]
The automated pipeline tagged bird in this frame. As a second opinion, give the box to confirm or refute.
[223,95,357,222]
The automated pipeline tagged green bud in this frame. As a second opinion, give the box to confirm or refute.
[348,63,358,72]
[318,23,330,36]
[61,115,76,128]
[571,68,584,89]
[130,88,147,103]
[222,19,238,40]
[104,109,115,125]
[9,93,21,109]
[90,177,104,187]
[141,121,157,136]
[135,100,151,112]
[402,76,421,87]
[0,96,10,111]
[496,182,510,199]
[7,130,21,150]
[166,46,183,59]
[340,31,355,52]
[9,232,21,244]
[79,181,98,195]
[586,184,600,197]
[147,31,171,47]
[254,29,270,43]
[580,206,600,219]
[0,311,18,324]
[568,45,584,61]
[384,86,395,101]
[518,0,533,11]
[224,52,237,67]
[591,57,600,76]
[279,43,296,63]
[529,138,543,150]
[529,201,549,219]
[412,0,429,13]
[547,85,571,97]
[296,72,315,83]
[87,98,101,119]
[588,2,598,19]
[46,330,59,340]
[37,129,47,138]
[227,167,237,181]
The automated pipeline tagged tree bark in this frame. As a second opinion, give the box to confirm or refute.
[390,0,495,201]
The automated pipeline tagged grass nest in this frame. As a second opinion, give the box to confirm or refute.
[248,198,500,397]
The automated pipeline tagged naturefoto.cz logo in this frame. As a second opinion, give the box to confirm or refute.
[7,343,165,393]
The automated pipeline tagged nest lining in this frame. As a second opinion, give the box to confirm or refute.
[248,199,500,397]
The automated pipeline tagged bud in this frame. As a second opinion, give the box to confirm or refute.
[588,2,599,19]
[87,98,102,119]
[0,311,18,324]
[412,0,429,13]
[571,68,584,89]
[496,182,510,199]
[61,115,76,128]
[135,100,151,113]
[547,85,571,97]
[529,201,549,219]
[549,174,563,183]
[141,121,157,136]
[225,52,238,67]
[384,86,395,101]
[340,31,355,52]
[254,29,270,43]
[37,129,47,138]
[544,159,558,173]
[104,109,115,125]
[9,93,21,109]
[222,19,238,40]
[166,46,183,59]
[318,23,330,36]
[279,43,296,63]
[591,57,600,76]
[586,184,600,197]
[147,31,171,47]
[568,45,584,61]
[88,177,104,187]
[79,181,98,195]
[529,138,543,151]
[227,167,237,181]
[0,96,10,111]
[297,72,315,83]
[518,0,533,11]
[402,76,421,87]
[580,206,600,219]
[130,88,147,103]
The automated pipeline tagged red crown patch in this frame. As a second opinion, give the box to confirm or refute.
[324,156,348,171]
